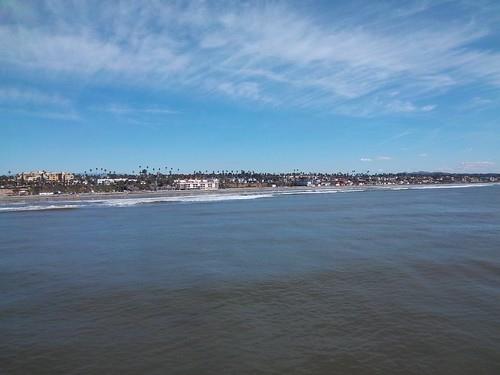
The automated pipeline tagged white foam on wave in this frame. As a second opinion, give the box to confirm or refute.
[0,194,274,212]
[277,188,368,195]
[92,193,274,207]
[385,187,410,190]
[278,189,339,195]
[2,183,496,213]
[0,204,82,212]
[410,184,491,190]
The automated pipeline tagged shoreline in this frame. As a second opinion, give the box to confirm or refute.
[0,182,498,204]
[0,186,305,203]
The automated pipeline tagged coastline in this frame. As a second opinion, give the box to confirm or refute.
[0,186,308,203]
[0,182,498,204]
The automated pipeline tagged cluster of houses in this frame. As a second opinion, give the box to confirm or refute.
[7,171,220,195]
[97,177,220,190]
[16,171,75,184]
[96,178,136,185]
[2,169,498,196]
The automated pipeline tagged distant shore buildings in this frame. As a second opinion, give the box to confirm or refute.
[1,170,498,196]
[97,178,136,185]
[174,178,219,190]
[16,171,74,184]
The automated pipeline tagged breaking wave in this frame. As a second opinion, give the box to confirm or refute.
[0,183,497,213]
[0,194,274,212]
[94,193,274,207]
[278,189,339,195]
[410,184,491,190]
[0,204,82,212]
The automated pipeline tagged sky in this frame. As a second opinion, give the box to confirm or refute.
[1,0,500,174]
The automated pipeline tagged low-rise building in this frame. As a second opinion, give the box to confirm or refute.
[293,178,314,187]
[174,178,219,190]
[17,171,44,182]
[97,178,135,185]
[17,171,74,184]
[0,188,14,196]
[46,172,74,183]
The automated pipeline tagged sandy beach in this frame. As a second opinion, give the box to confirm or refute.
[0,186,330,203]
[1,182,497,205]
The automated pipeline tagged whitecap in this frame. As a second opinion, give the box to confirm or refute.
[410,184,490,190]
[92,193,274,207]
[0,204,82,212]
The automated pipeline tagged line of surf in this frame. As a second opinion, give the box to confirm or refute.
[0,194,274,212]
[409,183,493,190]
[0,204,82,212]
[1,183,497,213]
[93,193,274,207]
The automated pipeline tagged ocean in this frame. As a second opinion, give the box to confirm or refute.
[1,184,500,374]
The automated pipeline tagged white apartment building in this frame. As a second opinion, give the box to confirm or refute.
[174,178,219,190]
[97,178,136,185]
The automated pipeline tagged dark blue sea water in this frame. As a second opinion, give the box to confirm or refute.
[1,185,500,374]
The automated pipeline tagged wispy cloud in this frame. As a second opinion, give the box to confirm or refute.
[461,96,496,111]
[4,108,80,121]
[360,156,392,162]
[421,105,436,112]
[0,87,77,121]
[385,101,436,113]
[377,130,413,146]
[1,1,500,115]
[99,104,178,116]
[213,81,273,103]
[0,87,69,106]
[461,161,495,170]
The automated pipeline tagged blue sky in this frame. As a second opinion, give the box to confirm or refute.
[1,0,499,173]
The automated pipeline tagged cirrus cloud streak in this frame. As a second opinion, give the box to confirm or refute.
[1,1,500,116]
